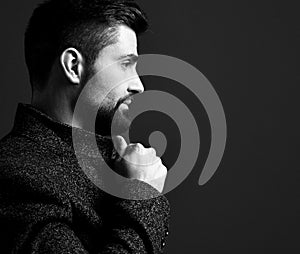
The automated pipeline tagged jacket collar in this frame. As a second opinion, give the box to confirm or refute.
[11,103,116,163]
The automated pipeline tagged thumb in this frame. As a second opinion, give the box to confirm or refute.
[112,135,128,157]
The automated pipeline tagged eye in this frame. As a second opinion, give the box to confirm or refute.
[122,61,132,68]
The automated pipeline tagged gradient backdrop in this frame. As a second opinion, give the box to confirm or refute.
[0,0,299,253]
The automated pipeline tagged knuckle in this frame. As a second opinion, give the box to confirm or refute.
[161,165,167,174]
[150,147,157,156]
[149,147,156,152]
[126,143,143,153]
[154,157,162,165]
[133,143,144,151]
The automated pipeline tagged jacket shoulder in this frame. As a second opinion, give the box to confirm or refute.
[0,132,66,198]
[0,132,59,169]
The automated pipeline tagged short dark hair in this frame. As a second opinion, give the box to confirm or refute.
[25,0,148,90]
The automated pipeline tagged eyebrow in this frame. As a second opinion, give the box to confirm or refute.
[117,54,139,63]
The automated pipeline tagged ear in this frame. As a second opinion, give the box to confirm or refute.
[60,48,84,85]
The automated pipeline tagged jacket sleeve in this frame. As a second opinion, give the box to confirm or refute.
[0,165,170,254]
[99,179,171,254]
[28,180,170,254]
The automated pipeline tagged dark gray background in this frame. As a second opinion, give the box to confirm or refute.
[0,0,299,253]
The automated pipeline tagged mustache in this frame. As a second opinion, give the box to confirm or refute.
[115,95,134,109]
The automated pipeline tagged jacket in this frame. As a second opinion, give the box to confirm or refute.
[0,103,170,253]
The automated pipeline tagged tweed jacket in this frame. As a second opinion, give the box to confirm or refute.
[0,103,170,254]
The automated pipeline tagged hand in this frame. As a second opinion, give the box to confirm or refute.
[113,135,167,193]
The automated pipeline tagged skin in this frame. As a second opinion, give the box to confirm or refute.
[85,24,144,136]
[32,24,144,136]
[31,24,167,192]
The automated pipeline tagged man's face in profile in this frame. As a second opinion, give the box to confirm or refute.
[82,24,144,137]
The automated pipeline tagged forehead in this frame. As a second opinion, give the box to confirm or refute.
[99,24,138,61]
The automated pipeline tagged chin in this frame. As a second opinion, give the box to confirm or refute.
[95,114,130,137]
[111,114,131,136]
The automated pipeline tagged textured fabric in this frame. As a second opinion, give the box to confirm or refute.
[0,103,170,253]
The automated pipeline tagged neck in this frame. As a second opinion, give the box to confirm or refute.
[31,89,81,129]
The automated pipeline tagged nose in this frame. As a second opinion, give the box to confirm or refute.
[127,76,144,94]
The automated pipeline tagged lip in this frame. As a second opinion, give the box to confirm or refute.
[122,99,132,105]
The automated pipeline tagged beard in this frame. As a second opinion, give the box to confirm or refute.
[95,102,131,137]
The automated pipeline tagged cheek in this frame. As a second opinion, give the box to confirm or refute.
[91,66,126,105]
[87,79,115,107]
[104,93,117,107]
[98,90,120,112]
[101,66,124,88]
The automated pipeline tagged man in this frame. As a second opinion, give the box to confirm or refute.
[0,0,170,253]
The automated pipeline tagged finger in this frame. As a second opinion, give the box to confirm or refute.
[127,143,145,154]
[155,164,168,179]
[113,135,128,157]
[160,164,168,175]
[151,156,162,166]
[148,147,156,157]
